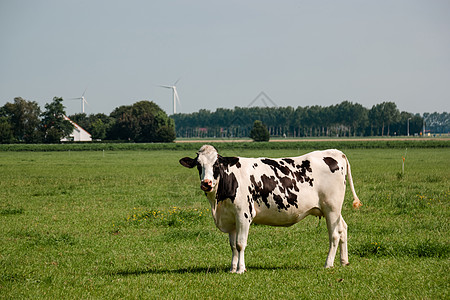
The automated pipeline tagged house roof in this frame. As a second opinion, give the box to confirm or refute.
[63,115,92,136]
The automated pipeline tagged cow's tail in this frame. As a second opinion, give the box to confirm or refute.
[344,154,362,209]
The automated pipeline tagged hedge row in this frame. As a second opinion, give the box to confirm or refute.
[0,139,448,152]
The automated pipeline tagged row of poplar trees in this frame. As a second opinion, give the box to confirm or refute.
[171,101,424,138]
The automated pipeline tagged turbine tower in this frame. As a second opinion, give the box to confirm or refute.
[158,78,181,115]
[69,89,88,113]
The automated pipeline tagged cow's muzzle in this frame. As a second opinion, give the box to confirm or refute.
[200,179,213,192]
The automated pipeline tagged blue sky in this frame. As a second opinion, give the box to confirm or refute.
[1,0,449,116]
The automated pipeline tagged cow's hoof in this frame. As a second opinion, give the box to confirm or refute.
[235,268,247,274]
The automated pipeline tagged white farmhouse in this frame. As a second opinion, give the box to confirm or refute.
[61,115,92,142]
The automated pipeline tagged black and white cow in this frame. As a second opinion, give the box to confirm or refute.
[180,145,361,273]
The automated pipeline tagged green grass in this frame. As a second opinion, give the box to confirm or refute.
[0,146,449,299]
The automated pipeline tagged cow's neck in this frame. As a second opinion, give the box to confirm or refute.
[205,189,219,220]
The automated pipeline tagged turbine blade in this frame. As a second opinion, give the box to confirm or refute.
[174,90,181,112]
[174,89,180,102]
[82,88,87,96]
[158,85,173,89]
[173,77,181,86]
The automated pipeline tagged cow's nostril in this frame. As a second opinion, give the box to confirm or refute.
[201,180,213,191]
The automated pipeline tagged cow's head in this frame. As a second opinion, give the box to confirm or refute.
[179,145,239,193]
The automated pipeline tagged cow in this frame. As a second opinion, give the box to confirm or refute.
[179,145,361,273]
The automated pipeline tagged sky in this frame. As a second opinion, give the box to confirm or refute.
[1,0,449,116]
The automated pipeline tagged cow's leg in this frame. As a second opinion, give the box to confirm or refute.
[324,211,342,268]
[339,217,349,266]
[235,220,250,274]
[228,230,238,273]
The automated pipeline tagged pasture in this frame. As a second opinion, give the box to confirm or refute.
[0,144,449,299]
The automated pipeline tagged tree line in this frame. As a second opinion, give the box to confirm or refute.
[2,97,447,144]
[0,97,175,143]
[423,112,450,134]
[0,97,73,143]
[172,101,446,138]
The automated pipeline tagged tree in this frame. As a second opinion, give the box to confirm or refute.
[0,97,42,143]
[109,105,133,140]
[369,102,399,136]
[304,106,323,136]
[381,102,399,136]
[0,116,14,143]
[109,101,175,142]
[90,119,107,140]
[40,97,73,143]
[249,120,270,142]
[155,124,176,142]
[336,101,368,136]
[292,106,306,137]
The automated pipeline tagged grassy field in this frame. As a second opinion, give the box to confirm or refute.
[0,145,449,299]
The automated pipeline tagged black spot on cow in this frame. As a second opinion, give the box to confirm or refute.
[301,160,312,172]
[252,163,258,169]
[286,190,298,208]
[244,213,248,219]
[261,174,276,188]
[259,174,277,208]
[293,160,314,187]
[249,175,264,207]
[261,158,277,168]
[215,156,241,175]
[218,156,240,168]
[249,174,277,209]
[273,194,288,210]
[279,176,299,192]
[213,160,221,180]
[215,167,239,202]
[247,195,253,217]
[261,158,290,176]
[323,157,339,173]
[282,158,296,167]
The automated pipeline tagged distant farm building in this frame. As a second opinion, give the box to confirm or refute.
[61,115,92,142]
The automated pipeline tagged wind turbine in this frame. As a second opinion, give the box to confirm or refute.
[69,88,89,113]
[158,78,181,115]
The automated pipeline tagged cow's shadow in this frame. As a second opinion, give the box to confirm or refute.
[112,266,227,276]
[111,264,310,276]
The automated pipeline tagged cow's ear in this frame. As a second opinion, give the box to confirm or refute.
[179,157,197,168]
[218,155,240,167]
